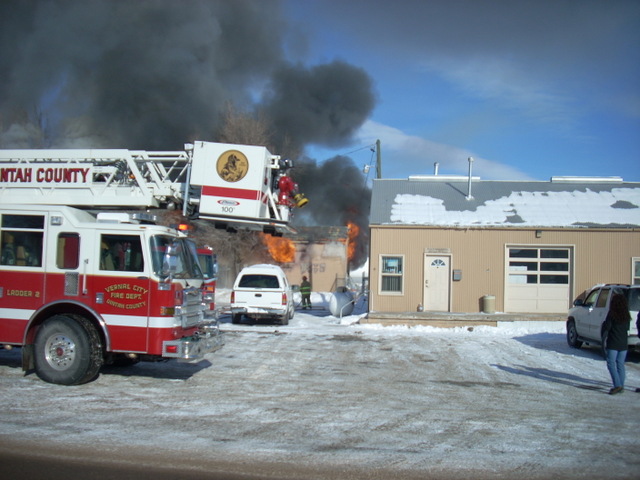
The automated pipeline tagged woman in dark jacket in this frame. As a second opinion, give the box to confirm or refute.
[603,293,631,395]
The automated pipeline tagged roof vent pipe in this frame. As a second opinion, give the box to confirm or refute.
[466,157,474,200]
[434,162,439,175]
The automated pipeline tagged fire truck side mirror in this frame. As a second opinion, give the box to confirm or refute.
[161,243,179,282]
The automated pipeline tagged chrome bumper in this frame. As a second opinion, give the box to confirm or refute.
[231,306,286,317]
[162,323,225,362]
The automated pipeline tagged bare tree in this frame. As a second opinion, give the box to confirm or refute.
[217,103,273,148]
[0,108,47,148]
[202,105,281,284]
[209,229,270,286]
[216,104,302,160]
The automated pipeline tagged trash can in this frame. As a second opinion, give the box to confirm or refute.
[482,295,496,314]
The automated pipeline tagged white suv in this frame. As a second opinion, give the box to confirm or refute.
[566,284,640,354]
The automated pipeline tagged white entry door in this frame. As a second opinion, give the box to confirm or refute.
[423,255,450,311]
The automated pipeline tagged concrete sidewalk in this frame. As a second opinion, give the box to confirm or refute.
[362,310,566,328]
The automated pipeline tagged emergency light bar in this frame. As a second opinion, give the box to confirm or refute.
[97,212,157,224]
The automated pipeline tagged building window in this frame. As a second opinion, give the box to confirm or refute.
[633,258,640,285]
[380,255,403,294]
[507,247,570,285]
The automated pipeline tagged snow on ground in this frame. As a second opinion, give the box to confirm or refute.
[1,291,639,479]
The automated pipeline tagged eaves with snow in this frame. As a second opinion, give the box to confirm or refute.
[369,176,640,228]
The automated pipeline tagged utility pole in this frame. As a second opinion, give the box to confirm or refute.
[375,139,382,179]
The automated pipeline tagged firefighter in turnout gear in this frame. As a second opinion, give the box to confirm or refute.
[300,275,312,310]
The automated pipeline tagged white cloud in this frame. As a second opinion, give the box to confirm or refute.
[421,55,574,126]
[356,120,534,181]
[299,0,640,123]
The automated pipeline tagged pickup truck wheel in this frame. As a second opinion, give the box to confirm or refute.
[566,320,582,349]
[280,315,289,326]
[34,315,103,385]
[231,314,242,324]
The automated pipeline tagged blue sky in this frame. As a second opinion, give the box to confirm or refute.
[284,0,640,182]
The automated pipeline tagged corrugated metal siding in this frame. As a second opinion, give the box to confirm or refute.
[282,243,348,293]
[370,228,424,312]
[370,226,640,314]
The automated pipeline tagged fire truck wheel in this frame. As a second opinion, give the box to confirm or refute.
[34,315,103,385]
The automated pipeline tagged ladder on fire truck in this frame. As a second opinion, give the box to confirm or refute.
[0,147,190,208]
[0,141,302,234]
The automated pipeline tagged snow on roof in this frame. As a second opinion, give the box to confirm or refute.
[370,178,640,228]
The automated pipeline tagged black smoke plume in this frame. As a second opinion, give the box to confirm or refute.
[262,61,375,155]
[292,156,371,269]
[0,0,374,267]
[0,0,374,152]
[1,0,286,148]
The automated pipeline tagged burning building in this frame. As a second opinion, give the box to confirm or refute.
[262,226,351,292]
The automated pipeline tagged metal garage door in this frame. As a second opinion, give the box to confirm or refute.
[505,247,572,313]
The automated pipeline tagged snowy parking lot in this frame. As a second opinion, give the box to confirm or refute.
[1,292,639,479]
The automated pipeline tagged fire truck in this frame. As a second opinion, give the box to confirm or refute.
[0,141,307,385]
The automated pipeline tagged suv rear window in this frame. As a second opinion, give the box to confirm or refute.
[239,274,281,289]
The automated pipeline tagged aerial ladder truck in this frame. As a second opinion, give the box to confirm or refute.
[0,141,307,385]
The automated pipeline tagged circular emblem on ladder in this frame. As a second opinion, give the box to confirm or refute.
[216,150,249,183]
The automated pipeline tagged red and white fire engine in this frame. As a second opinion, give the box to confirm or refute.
[0,141,306,385]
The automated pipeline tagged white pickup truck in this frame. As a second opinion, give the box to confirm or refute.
[230,264,295,325]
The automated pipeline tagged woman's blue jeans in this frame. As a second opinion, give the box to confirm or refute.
[606,349,627,388]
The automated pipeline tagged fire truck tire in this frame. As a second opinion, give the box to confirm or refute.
[34,315,104,385]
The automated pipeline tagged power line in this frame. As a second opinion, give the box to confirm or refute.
[338,143,377,157]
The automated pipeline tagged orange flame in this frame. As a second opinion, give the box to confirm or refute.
[261,234,296,263]
[347,221,359,262]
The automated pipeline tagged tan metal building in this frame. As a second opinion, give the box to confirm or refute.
[369,176,640,314]
[281,226,349,293]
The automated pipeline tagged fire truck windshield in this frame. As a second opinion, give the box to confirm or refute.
[150,236,204,279]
